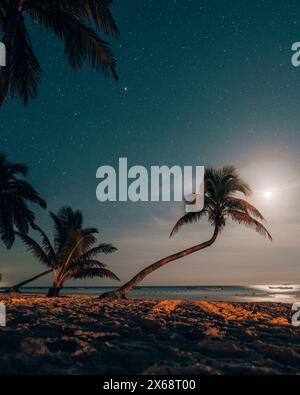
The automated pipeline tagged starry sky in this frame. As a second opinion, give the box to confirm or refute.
[1,0,300,287]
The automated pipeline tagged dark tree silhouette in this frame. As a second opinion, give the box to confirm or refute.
[0,153,46,249]
[0,0,119,107]
[16,206,119,297]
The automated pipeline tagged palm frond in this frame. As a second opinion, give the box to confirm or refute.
[7,162,29,177]
[50,207,82,252]
[28,7,118,78]
[80,228,99,249]
[225,198,265,221]
[227,177,252,197]
[70,258,107,269]
[0,208,14,248]
[8,179,46,208]
[15,231,53,266]
[0,154,28,178]
[72,267,120,281]
[10,18,42,105]
[50,207,100,264]
[77,243,117,261]
[10,198,34,233]
[27,0,119,36]
[84,0,120,36]
[60,229,98,262]
[228,210,272,241]
[31,223,57,262]
[170,210,207,237]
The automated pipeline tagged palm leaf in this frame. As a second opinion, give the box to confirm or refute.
[71,258,107,268]
[72,267,119,281]
[228,210,272,241]
[10,18,42,105]
[77,243,117,261]
[170,210,207,237]
[10,198,34,233]
[7,162,29,177]
[205,165,252,200]
[15,232,53,267]
[84,0,120,36]
[59,229,98,264]
[31,223,57,263]
[27,0,119,36]
[227,178,252,196]
[224,198,265,221]
[28,6,118,78]
[9,179,46,208]
[0,208,14,248]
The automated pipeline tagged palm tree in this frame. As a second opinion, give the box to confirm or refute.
[0,153,46,249]
[0,0,119,107]
[100,165,272,300]
[16,206,119,297]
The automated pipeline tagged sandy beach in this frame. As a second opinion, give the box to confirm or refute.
[0,294,299,375]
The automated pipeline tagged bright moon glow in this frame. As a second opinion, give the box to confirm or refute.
[264,190,273,199]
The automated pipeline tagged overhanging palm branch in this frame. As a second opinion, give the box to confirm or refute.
[0,0,119,107]
[29,7,117,76]
[10,18,41,105]
[28,0,120,36]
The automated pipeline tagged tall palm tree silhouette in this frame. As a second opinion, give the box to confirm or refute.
[0,153,46,249]
[16,206,119,297]
[0,0,119,107]
[100,165,272,300]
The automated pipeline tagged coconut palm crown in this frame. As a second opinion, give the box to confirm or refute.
[171,165,272,240]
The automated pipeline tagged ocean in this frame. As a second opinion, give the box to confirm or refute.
[2,285,300,303]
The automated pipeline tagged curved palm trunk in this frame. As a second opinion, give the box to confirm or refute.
[100,227,219,300]
[5,269,52,293]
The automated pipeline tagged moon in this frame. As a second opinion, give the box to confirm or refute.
[264,190,273,199]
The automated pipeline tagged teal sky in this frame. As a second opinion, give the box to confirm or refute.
[1,0,300,287]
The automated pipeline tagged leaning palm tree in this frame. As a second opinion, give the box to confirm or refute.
[16,206,119,297]
[0,0,119,107]
[0,153,46,249]
[100,165,272,300]
[5,207,92,292]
